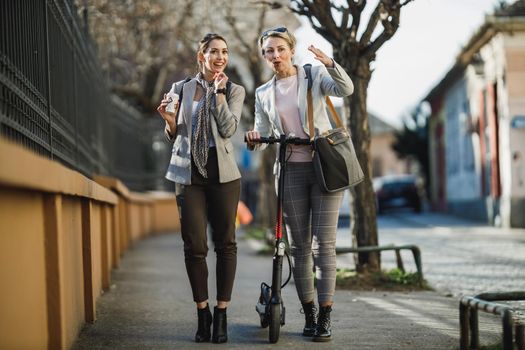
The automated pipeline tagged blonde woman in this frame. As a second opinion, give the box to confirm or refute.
[245,27,353,342]
[157,33,245,343]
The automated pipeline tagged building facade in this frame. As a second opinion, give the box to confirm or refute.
[424,1,525,227]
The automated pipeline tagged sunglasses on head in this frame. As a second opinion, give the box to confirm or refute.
[261,27,288,38]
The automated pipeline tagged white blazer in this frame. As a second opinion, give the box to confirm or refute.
[253,61,354,145]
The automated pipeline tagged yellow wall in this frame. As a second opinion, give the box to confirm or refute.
[101,204,112,289]
[152,198,180,233]
[59,197,85,347]
[0,189,48,349]
[0,138,181,349]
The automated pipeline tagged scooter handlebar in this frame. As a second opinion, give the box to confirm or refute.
[244,135,312,145]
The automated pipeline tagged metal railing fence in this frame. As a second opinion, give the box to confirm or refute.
[1,0,160,190]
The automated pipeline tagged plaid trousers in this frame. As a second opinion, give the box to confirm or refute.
[280,162,343,304]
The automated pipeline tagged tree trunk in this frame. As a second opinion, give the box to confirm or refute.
[341,56,380,273]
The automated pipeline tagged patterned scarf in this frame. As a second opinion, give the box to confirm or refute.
[192,72,215,178]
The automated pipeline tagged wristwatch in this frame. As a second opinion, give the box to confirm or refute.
[215,88,227,95]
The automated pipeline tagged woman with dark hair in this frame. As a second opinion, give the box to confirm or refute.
[157,33,245,344]
[245,27,354,342]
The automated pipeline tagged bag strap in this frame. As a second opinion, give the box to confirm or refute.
[177,77,192,103]
[174,77,192,124]
[304,64,315,140]
[303,64,345,140]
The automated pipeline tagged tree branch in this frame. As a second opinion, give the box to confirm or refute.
[359,1,381,46]
[347,0,367,41]
[315,0,341,41]
[362,0,400,57]
[338,4,350,30]
[290,0,341,46]
[289,0,310,16]
[399,0,416,8]
[251,0,283,10]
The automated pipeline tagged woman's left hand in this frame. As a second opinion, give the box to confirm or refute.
[214,72,229,91]
[308,45,334,68]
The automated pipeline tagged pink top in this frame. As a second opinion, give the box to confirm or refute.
[275,75,312,162]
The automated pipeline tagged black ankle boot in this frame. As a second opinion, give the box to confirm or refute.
[301,302,317,336]
[313,305,332,342]
[195,305,212,342]
[212,306,228,343]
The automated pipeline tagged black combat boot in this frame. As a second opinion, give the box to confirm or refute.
[195,304,212,342]
[212,306,228,343]
[301,302,317,336]
[313,305,332,342]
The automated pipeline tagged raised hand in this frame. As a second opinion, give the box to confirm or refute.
[214,72,229,91]
[308,45,334,68]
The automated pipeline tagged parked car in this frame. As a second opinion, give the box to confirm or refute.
[373,174,423,214]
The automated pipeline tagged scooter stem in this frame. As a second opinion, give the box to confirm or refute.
[271,134,289,302]
[270,240,284,304]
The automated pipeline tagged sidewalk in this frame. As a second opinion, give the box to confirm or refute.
[73,232,502,349]
[336,212,525,297]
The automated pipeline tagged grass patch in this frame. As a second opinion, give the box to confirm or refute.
[335,267,431,291]
[243,227,267,241]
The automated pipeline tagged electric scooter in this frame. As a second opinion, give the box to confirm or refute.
[246,134,312,344]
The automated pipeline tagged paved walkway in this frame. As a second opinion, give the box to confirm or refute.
[73,230,504,349]
[337,212,525,298]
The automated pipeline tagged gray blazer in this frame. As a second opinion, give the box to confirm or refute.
[164,78,245,184]
[253,61,354,143]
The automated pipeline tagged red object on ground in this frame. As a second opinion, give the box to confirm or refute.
[237,201,253,225]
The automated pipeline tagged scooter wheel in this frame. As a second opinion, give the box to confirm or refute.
[269,303,281,343]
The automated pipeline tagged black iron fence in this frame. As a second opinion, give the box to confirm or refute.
[1,0,163,191]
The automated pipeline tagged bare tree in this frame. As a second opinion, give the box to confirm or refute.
[77,0,200,114]
[287,0,415,272]
[78,0,295,117]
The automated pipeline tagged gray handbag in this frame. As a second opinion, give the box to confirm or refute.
[304,64,365,192]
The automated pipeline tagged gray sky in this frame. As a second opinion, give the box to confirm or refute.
[294,0,508,127]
